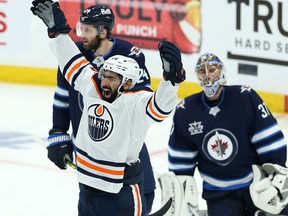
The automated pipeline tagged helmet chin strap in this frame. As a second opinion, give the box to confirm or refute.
[116,83,124,98]
[117,79,132,97]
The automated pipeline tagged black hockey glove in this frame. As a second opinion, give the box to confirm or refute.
[30,0,71,38]
[47,129,74,169]
[158,40,186,84]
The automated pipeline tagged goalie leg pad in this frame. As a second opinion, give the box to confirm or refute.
[158,172,199,216]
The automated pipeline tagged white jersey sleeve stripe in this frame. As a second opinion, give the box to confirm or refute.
[201,171,253,189]
[55,86,69,97]
[256,137,287,155]
[168,161,197,171]
[251,123,280,143]
[168,145,198,159]
[53,99,69,109]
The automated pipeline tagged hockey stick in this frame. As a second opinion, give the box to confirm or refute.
[32,135,76,169]
[148,197,172,216]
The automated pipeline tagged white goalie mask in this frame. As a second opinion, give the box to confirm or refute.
[195,53,226,97]
[98,55,140,90]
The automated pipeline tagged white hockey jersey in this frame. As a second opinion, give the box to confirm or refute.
[49,35,179,193]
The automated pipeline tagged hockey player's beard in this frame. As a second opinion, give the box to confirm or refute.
[102,86,118,103]
[83,35,102,52]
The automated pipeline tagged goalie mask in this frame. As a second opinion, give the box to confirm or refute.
[99,55,140,90]
[76,5,115,37]
[195,53,226,97]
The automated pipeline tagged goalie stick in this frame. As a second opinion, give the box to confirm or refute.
[148,197,172,216]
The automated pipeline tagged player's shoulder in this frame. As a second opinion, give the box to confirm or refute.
[112,38,145,58]
[113,38,133,47]
[75,41,95,58]
[123,86,153,95]
[75,41,85,50]
[224,85,263,107]
[175,92,202,112]
[225,85,257,96]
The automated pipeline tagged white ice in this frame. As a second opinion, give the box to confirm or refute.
[0,82,287,216]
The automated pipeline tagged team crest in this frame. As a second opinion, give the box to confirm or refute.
[188,121,203,135]
[202,129,238,166]
[129,46,141,56]
[87,104,114,141]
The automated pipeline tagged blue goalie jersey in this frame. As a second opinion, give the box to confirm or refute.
[168,85,287,191]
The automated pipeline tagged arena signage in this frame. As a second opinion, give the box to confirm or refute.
[61,0,202,54]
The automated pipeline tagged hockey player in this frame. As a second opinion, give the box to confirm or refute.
[46,4,156,213]
[30,1,185,215]
[162,53,288,216]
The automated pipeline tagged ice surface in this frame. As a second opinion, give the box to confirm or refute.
[0,83,287,215]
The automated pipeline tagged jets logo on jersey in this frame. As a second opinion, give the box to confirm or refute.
[188,121,203,135]
[88,104,114,141]
[202,129,238,166]
[129,46,141,56]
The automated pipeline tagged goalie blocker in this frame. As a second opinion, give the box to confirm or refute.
[250,163,288,215]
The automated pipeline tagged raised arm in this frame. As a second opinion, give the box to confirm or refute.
[31,0,100,96]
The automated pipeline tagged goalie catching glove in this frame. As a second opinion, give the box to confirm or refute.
[30,0,71,38]
[47,128,74,169]
[158,41,186,85]
[250,164,288,215]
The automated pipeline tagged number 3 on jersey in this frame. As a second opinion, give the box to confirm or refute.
[258,102,270,118]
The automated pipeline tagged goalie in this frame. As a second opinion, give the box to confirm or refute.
[159,53,288,216]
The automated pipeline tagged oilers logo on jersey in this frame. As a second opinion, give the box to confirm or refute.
[88,104,113,141]
[202,129,238,166]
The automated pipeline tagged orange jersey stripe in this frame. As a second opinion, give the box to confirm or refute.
[66,59,89,83]
[91,75,104,100]
[133,184,141,216]
[77,156,124,176]
[123,90,150,95]
[148,99,167,119]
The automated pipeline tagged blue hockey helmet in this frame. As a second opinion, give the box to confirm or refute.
[195,53,226,97]
[77,5,115,37]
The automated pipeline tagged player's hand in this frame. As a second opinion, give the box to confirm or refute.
[30,0,71,38]
[47,129,74,169]
[158,40,186,84]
